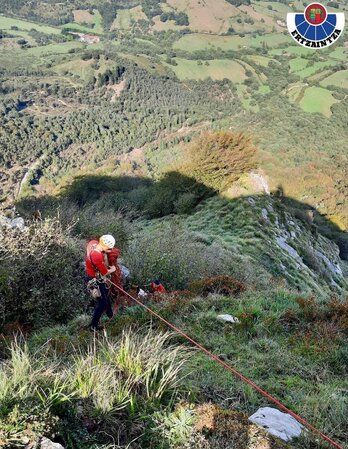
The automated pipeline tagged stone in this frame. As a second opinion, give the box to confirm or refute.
[217,314,240,324]
[11,217,25,230]
[249,407,303,442]
[261,208,269,221]
[0,214,11,227]
[40,437,65,449]
[248,197,256,207]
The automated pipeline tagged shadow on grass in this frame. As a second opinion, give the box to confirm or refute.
[16,173,348,261]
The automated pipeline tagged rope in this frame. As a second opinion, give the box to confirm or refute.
[107,280,343,449]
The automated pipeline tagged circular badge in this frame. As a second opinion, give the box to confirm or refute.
[305,3,327,25]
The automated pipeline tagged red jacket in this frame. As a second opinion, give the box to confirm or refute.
[86,240,108,277]
[151,282,166,294]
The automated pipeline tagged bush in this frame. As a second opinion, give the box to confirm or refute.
[123,223,249,290]
[0,218,86,328]
[182,132,257,192]
[188,276,246,297]
[174,193,197,215]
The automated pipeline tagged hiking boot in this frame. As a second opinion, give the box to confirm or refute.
[88,325,104,332]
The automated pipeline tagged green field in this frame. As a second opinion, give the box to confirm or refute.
[168,58,247,82]
[236,84,259,112]
[329,47,346,61]
[258,1,292,13]
[245,55,272,67]
[320,70,348,89]
[269,45,312,56]
[0,15,61,34]
[258,84,271,94]
[112,6,146,30]
[76,9,103,34]
[62,22,104,36]
[0,41,103,72]
[296,60,341,79]
[289,57,308,72]
[23,41,95,56]
[54,55,113,80]
[299,86,339,117]
[173,32,290,52]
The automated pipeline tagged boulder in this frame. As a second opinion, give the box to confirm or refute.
[0,215,11,227]
[11,217,25,230]
[40,438,65,449]
[217,314,240,324]
[249,407,303,442]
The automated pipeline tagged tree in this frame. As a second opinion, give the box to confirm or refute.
[182,132,257,191]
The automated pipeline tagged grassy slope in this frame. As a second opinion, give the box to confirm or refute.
[0,15,61,34]
[22,286,347,449]
[299,86,339,117]
[173,32,289,51]
[167,58,246,81]
[321,70,348,89]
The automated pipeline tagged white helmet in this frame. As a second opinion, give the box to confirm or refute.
[99,234,115,249]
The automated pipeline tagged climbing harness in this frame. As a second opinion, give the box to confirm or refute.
[87,278,102,299]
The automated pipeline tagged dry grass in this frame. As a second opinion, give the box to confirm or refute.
[167,0,238,33]
[73,9,95,24]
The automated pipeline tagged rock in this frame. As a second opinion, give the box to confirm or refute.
[11,217,25,230]
[248,197,256,207]
[40,437,65,449]
[249,172,270,195]
[0,214,11,227]
[314,249,343,276]
[276,236,306,268]
[217,314,240,324]
[249,407,303,442]
[261,208,269,221]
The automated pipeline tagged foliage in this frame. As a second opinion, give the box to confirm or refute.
[0,328,190,448]
[182,132,257,192]
[188,276,246,297]
[123,222,250,290]
[160,12,189,26]
[0,218,86,328]
[152,404,196,448]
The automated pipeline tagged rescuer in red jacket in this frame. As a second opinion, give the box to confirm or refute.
[151,279,166,294]
[86,235,117,331]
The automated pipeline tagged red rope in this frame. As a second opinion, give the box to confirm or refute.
[109,281,343,449]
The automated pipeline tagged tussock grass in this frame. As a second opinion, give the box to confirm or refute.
[0,328,191,448]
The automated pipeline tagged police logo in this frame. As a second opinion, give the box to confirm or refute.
[287,3,345,48]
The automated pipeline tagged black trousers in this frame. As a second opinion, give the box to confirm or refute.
[88,278,113,329]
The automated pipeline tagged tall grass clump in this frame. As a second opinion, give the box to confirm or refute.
[0,328,191,448]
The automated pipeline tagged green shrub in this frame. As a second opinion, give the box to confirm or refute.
[0,218,86,328]
[188,276,246,297]
[123,223,243,290]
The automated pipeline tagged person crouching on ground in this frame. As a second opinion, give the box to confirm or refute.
[86,235,117,331]
[151,279,166,295]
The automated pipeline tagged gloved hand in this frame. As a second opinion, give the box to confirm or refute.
[108,266,116,274]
